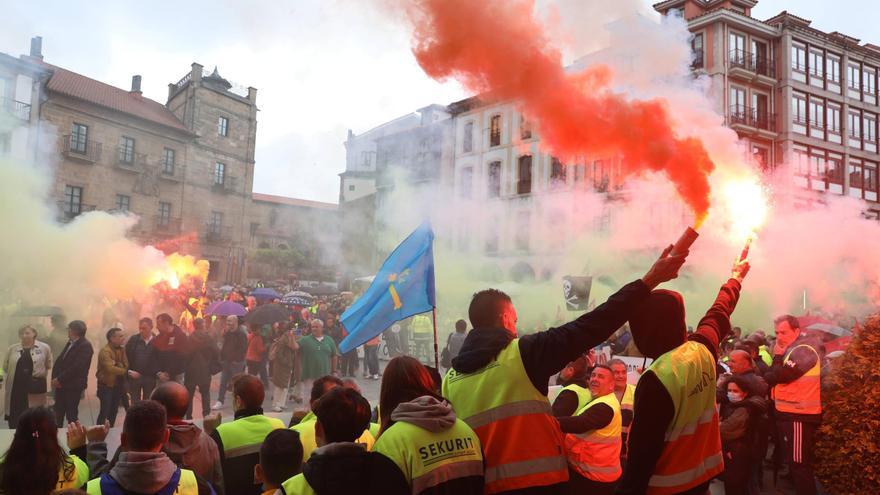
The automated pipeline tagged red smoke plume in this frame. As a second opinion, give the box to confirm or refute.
[405,0,715,220]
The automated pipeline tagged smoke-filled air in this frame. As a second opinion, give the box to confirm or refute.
[369,0,880,333]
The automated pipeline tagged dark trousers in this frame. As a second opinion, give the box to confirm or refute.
[777,419,819,495]
[54,387,83,426]
[185,376,212,419]
[247,359,268,387]
[563,468,617,495]
[341,352,359,376]
[364,346,379,375]
[128,374,156,402]
[217,360,245,404]
[96,384,123,426]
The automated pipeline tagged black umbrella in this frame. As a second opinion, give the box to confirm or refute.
[246,303,291,326]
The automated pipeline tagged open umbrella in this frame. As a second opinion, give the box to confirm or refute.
[307,284,339,296]
[246,303,291,326]
[282,291,314,307]
[218,285,234,293]
[205,301,247,317]
[250,288,281,301]
[805,322,850,338]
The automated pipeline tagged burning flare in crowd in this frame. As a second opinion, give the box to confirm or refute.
[147,253,210,291]
[403,0,717,221]
[721,176,770,243]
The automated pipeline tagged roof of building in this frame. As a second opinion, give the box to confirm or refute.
[252,192,338,211]
[40,60,191,133]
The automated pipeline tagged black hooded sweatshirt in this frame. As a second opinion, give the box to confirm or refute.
[294,442,410,495]
[450,279,651,495]
[615,279,741,495]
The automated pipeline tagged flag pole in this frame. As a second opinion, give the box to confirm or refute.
[432,307,440,370]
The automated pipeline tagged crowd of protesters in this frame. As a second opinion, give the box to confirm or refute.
[0,250,854,494]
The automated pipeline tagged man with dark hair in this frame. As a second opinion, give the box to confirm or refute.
[608,358,636,467]
[443,247,686,495]
[255,429,303,495]
[51,320,94,426]
[763,314,823,495]
[126,317,157,401]
[152,382,225,494]
[445,319,468,366]
[212,315,248,410]
[185,317,218,419]
[87,400,216,494]
[291,374,374,459]
[281,388,409,495]
[616,258,750,495]
[153,313,188,383]
[211,374,285,495]
[96,327,128,426]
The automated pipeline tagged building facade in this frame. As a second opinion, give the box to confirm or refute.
[1,37,338,284]
[655,0,880,215]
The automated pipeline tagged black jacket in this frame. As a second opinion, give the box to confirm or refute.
[186,330,219,383]
[125,333,156,375]
[51,338,94,390]
[294,442,409,495]
[220,328,248,363]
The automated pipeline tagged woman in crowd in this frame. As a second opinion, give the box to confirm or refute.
[720,374,769,495]
[2,325,53,428]
[269,321,299,411]
[372,356,484,495]
[0,407,89,493]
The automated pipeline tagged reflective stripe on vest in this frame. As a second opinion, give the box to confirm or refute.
[56,454,89,490]
[618,383,635,460]
[373,417,484,495]
[292,418,375,459]
[773,344,822,415]
[281,473,316,495]
[560,384,593,412]
[645,341,724,495]
[87,468,198,495]
[442,339,568,494]
[759,345,773,366]
[216,414,285,458]
[564,392,622,482]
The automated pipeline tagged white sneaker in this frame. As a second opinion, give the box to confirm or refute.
[211,401,223,410]
[272,406,283,413]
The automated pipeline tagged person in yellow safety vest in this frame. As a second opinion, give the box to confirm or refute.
[443,246,687,495]
[280,387,410,495]
[616,257,750,495]
[764,315,823,495]
[210,375,285,495]
[86,400,215,494]
[291,375,375,459]
[373,356,484,495]
[552,354,593,416]
[559,364,622,495]
[254,429,304,495]
[0,407,89,493]
[608,358,636,465]
[411,314,433,363]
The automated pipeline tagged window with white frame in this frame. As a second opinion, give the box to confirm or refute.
[848,63,861,90]
[158,202,171,226]
[119,136,135,163]
[115,194,130,212]
[791,43,807,72]
[218,116,229,137]
[827,55,841,83]
[827,103,842,133]
[489,114,502,147]
[808,98,824,128]
[162,148,175,175]
[849,111,862,138]
[865,113,877,143]
[791,92,808,125]
[214,162,226,185]
[729,33,746,65]
[865,67,877,95]
[808,49,824,78]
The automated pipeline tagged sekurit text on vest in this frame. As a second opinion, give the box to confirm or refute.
[687,371,714,398]
[446,362,501,383]
[419,437,478,466]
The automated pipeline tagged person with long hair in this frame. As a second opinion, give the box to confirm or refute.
[372,356,483,495]
[0,406,89,494]
[2,325,53,428]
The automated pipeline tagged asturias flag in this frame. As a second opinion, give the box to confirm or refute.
[339,222,436,353]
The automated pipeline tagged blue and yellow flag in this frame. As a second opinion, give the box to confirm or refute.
[339,222,436,353]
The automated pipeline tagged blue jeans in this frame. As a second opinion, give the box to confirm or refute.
[217,361,245,404]
[96,384,122,426]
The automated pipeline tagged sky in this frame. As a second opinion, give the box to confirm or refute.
[1,0,877,204]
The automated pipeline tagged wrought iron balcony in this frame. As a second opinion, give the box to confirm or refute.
[56,202,96,222]
[729,49,776,78]
[0,97,31,121]
[154,215,182,234]
[211,176,237,193]
[728,105,776,132]
[62,135,102,163]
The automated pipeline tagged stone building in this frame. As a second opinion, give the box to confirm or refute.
[1,37,337,284]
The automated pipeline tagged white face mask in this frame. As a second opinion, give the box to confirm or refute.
[727,392,744,403]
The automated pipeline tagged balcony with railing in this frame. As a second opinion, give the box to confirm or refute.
[204,225,231,244]
[728,105,777,133]
[154,215,182,235]
[728,49,776,80]
[115,148,147,171]
[62,136,102,163]
[159,158,183,181]
[211,176,238,194]
[0,97,31,121]
[56,202,96,222]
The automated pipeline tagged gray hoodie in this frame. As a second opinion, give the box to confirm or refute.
[109,451,179,494]
[164,422,224,495]
[389,395,456,432]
